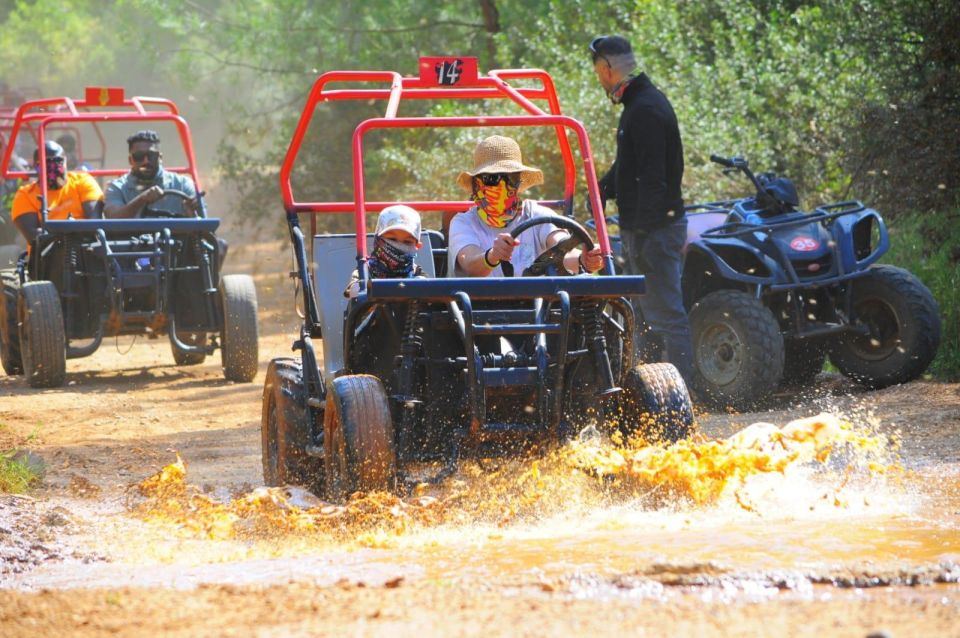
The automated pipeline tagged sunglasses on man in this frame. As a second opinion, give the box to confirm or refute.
[478,172,520,188]
[131,150,160,163]
[589,35,610,65]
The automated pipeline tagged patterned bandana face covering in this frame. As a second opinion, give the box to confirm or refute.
[368,236,416,278]
[472,176,521,228]
[41,156,67,190]
[609,74,636,104]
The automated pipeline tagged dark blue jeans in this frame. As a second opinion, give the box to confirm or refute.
[621,219,694,383]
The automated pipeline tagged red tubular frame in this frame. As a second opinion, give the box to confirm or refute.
[1,92,201,222]
[278,65,608,259]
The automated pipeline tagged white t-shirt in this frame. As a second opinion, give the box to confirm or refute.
[448,200,560,277]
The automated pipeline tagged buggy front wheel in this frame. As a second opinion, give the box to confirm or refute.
[18,281,66,388]
[261,358,324,491]
[618,362,694,443]
[220,274,259,382]
[324,374,396,501]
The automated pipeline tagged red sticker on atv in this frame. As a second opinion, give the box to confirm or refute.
[789,236,820,251]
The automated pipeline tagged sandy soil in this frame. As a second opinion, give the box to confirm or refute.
[0,240,958,637]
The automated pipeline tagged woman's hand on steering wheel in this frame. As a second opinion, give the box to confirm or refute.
[509,215,597,276]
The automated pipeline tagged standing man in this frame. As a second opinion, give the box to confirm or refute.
[589,35,693,384]
[103,130,197,219]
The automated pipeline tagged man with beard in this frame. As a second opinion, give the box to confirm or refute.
[103,130,197,218]
[10,140,103,243]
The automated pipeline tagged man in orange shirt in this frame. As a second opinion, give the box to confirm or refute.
[10,140,103,243]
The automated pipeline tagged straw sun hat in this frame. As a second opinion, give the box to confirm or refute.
[456,135,544,193]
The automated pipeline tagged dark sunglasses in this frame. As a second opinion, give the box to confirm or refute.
[589,35,610,64]
[478,172,520,187]
[43,155,65,164]
[131,150,160,163]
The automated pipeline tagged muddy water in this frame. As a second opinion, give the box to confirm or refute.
[7,412,959,597]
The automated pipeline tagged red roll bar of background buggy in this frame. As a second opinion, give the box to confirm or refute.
[0,88,202,223]
[278,63,610,257]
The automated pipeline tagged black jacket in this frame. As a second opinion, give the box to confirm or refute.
[599,74,685,231]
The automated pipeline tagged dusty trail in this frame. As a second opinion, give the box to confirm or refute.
[1,240,958,637]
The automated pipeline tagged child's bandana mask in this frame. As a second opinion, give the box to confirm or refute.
[473,176,521,228]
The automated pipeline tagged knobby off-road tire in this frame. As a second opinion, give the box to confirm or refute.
[0,270,22,375]
[18,281,66,388]
[172,332,207,366]
[324,374,396,502]
[689,289,784,411]
[261,358,324,492]
[780,338,826,388]
[220,274,259,382]
[830,265,940,388]
[619,362,694,443]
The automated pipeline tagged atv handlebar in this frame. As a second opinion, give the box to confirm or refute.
[710,154,737,168]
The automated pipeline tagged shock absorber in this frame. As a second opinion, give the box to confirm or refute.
[397,300,422,400]
[577,301,619,396]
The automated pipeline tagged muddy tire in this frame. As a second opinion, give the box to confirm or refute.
[323,374,396,501]
[780,339,826,388]
[220,274,259,382]
[619,362,694,443]
[1,270,22,375]
[689,289,784,410]
[172,332,207,366]
[18,281,66,388]
[261,358,324,491]
[830,265,940,388]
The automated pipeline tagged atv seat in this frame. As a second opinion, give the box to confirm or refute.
[312,232,436,376]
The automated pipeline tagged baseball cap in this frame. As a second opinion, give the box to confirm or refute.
[375,204,422,239]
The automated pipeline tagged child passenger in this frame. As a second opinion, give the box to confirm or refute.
[345,204,424,298]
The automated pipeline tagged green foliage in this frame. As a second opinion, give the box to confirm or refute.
[883,210,960,379]
[0,451,40,493]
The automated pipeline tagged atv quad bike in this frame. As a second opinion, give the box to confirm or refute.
[680,155,940,409]
[0,87,258,388]
[260,57,694,499]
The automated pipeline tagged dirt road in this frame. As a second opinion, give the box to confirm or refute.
[1,240,958,637]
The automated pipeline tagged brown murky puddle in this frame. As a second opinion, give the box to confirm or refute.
[6,413,960,597]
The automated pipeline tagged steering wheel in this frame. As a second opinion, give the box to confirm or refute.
[508,215,595,276]
[139,189,197,219]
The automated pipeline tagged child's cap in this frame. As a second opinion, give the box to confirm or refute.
[376,205,421,239]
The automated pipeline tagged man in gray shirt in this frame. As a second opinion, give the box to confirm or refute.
[103,130,197,218]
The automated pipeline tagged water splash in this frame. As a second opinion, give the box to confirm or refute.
[132,413,903,547]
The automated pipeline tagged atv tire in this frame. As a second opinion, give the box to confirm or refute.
[172,332,207,366]
[261,358,324,491]
[619,362,694,443]
[324,374,396,501]
[0,270,22,375]
[780,338,826,388]
[830,265,940,388]
[689,289,784,410]
[220,274,259,382]
[19,281,66,388]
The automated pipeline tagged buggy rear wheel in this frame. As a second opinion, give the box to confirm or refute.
[1,270,22,375]
[18,281,66,388]
[830,265,940,388]
[689,289,784,410]
[619,362,694,443]
[261,358,324,491]
[323,374,396,501]
[220,274,259,382]
[172,332,207,366]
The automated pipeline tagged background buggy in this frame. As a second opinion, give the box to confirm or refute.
[0,87,258,388]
